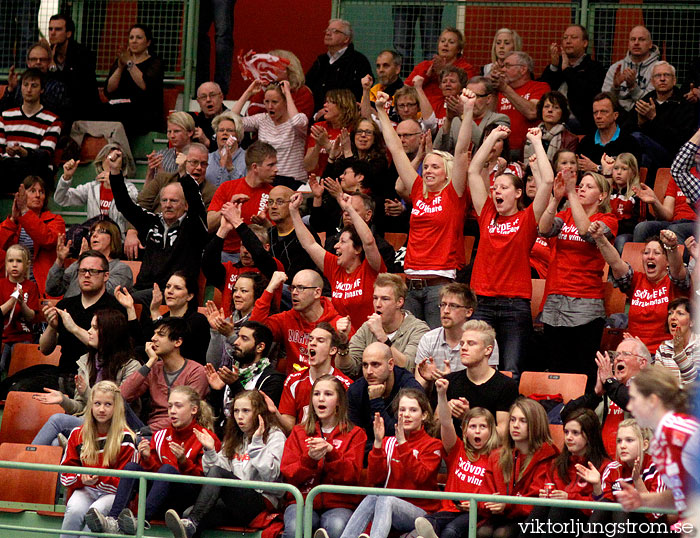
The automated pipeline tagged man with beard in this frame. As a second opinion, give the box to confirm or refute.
[561,337,651,456]
[204,320,284,434]
[270,322,352,433]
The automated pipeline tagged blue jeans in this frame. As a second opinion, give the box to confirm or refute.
[197,0,236,95]
[283,504,351,538]
[405,283,443,329]
[32,413,84,446]
[472,296,531,379]
[424,510,470,538]
[339,495,426,538]
[614,233,633,255]
[61,486,114,538]
[633,219,696,245]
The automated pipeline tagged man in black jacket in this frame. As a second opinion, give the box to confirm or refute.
[110,147,208,305]
[539,25,606,135]
[306,18,372,113]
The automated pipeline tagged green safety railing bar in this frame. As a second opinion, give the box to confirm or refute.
[0,459,304,538]
[303,484,678,538]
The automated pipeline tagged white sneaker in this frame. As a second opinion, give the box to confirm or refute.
[415,516,439,538]
[165,509,197,538]
[85,507,119,534]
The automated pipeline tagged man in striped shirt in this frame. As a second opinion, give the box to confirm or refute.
[0,68,61,193]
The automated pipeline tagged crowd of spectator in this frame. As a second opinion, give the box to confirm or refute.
[0,11,698,538]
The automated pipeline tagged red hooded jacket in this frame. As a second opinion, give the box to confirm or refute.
[547,454,611,515]
[482,442,559,518]
[141,421,221,476]
[281,422,366,510]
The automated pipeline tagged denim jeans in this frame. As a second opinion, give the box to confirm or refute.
[283,504,352,538]
[472,296,532,379]
[405,283,443,329]
[424,510,471,538]
[633,219,696,245]
[32,413,84,446]
[197,0,236,95]
[61,486,114,538]
[339,495,426,538]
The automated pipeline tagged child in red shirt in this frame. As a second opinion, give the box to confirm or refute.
[60,381,138,536]
[415,378,501,538]
[338,388,443,538]
[86,386,220,535]
[0,244,39,372]
[605,153,641,253]
[281,375,367,538]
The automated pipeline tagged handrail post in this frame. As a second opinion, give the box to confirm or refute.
[137,477,147,537]
[468,495,477,538]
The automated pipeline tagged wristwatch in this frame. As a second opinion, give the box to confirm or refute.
[384,337,392,347]
[126,61,134,70]
[603,377,616,389]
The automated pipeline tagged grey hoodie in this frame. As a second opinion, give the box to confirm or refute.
[602,45,660,111]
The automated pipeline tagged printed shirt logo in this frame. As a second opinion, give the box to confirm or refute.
[412,196,443,217]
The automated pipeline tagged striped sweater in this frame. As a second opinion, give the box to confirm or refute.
[0,106,61,155]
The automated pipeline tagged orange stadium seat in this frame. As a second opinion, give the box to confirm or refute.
[0,443,63,511]
[0,392,63,445]
[8,344,61,377]
[519,371,587,404]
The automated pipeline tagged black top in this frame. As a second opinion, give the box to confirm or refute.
[140,308,210,365]
[189,104,229,148]
[269,226,322,281]
[577,128,642,166]
[54,39,101,122]
[55,292,126,372]
[636,87,698,157]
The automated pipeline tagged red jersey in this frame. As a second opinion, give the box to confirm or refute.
[99,185,114,215]
[368,428,443,512]
[281,422,367,509]
[0,277,39,343]
[648,411,700,516]
[405,177,465,273]
[278,366,352,422]
[143,421,221,476]
[546,454,611,515]
[305,121,342,177]
[405,57,478,113]
[665,177,697,221]
[626,271,688,354]
[497,80,550,151]
[601,400,625,457]
[610,192,638,222]
[441,444,489,513]
[323,251,384,330]
[545,209,618,299]
[208,178,272,253]
[250,291,342,374]
[60,426,139,494]
[601,454,663,520]
[482,442,559,518]
[471,202,537,298]
[221,258,284,317]
[530,237,553,279]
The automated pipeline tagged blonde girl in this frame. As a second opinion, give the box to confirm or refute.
[603,152,641,252]
[60,381,137,538]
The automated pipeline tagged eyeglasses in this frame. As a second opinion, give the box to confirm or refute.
[397,132,422,139]
[324,28,347,36]
[289,285,319,293]
[91,228,110,236]
[613,351,643,360]
[78,268,106,276]
[28,56,49,63]
[186,159,208,169]
[216,127,237,134]
[355,129,374,136]
[197,92,222,101]
[266,199,290,207]
[396,102,418,109]
[652,73,674,79]
[503,63,523,69]
[439,302,468,310]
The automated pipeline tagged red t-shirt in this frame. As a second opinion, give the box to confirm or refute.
[497,79,550,151]
[627,272,688,354]
[278,366,352,422]
[0,277,39,343]
[305,121,342,178]
[545,209,618,299]
[471,201,537,298]
[601,400,625,457]
[323,251,384,330]
[405,177,465,272]
[441,444,489,513]
[208,178,272,253]
[221,258,284,317]
[530,237,553,279]
[665,177,697,221]
[99,185,113,215]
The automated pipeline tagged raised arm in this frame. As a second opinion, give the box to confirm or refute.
[468,125,510,215]
[450,88,476,198]
[375,91,419,196]
[288,192,326,271]
[413,76,435,125]
[359,75,374,119]
[435,378,457,452]
[281,80,299,118]
[525,128,554,221]
[339,193,382,272]
[590,221,628,279]
[660,230,687,282]
[231,80,262,115]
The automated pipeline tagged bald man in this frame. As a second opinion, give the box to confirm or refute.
[250,270,344,374]
[267,185,323,280]
[347,341,424,455]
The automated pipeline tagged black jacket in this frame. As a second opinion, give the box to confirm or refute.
[636,87,698,157]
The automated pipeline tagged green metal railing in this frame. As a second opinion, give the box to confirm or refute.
[0,460,305,538]
[303,484,678,538]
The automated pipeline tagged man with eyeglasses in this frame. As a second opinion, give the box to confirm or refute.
[189,82,227,149]
[562,338,651,456]
[40,250,125,375]
[250,270,345,374]
[305,18,372,112]
[207,141,276,264]
[632,61,697,168]
[110,149,208,304]
[494,51,549,158]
